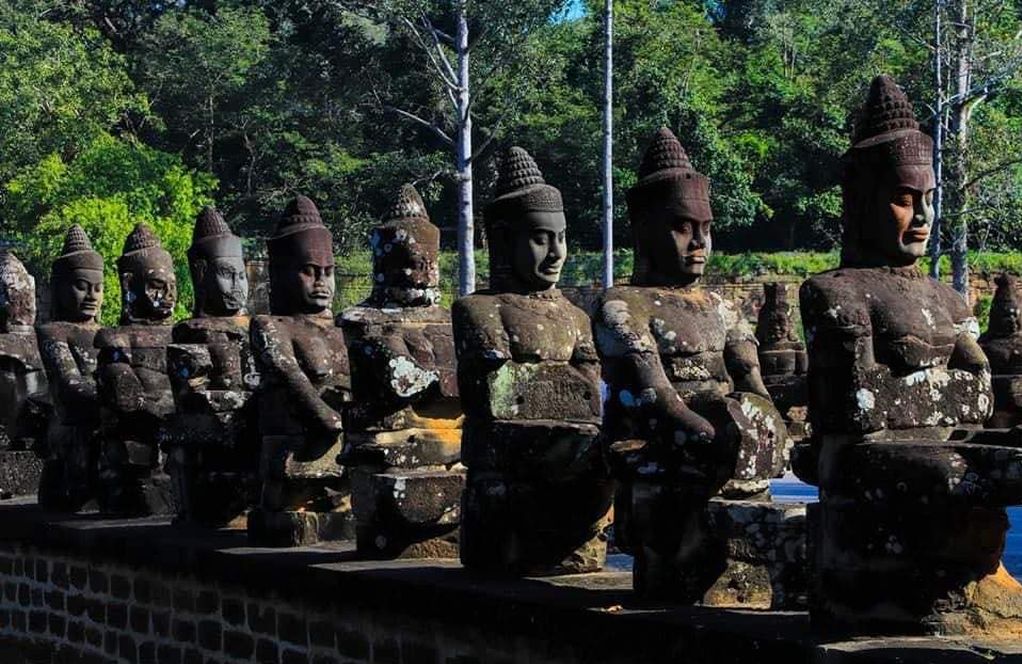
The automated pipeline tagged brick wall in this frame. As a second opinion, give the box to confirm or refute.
[0,541,586,664]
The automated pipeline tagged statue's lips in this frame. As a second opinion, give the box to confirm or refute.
[685,255,707,264]
[904,229,930,242]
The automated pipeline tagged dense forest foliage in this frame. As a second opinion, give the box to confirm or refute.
[2,0,1020,289]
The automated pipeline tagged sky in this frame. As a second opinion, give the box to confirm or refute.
[565,0,587,19]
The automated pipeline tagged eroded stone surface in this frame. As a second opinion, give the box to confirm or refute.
[980,273,1022,428]
[756,282,809,440]
[94,224,177,516]
[339,184,463,559]
[162,206,258,527]
[455,148,611,576]
[797,75,1022,636]
[249,196,353,546]
[596,127,793,603]
[36,226,104,511]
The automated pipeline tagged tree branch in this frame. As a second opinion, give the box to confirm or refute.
[383,105,454,148]
[964,157,1022,189]
[397,15,458,90]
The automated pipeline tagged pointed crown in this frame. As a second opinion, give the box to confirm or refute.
[193,207,231,242]
[189,206,242,262]
[267,194,333,266]
[53,224,103,277]
[122,223,161,255]
[118,222,173,274]
[485,146,563,225]
[627,127,711,216]
[846,75,932,166]
[383,184,431,225]
[275,195,325,236]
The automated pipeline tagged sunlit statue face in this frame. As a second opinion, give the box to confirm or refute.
[126,266,177,321]
[640,207,712,287]
[508,211,567,292]
[850,164,935,267]
[56,268,103,323]
[201,256,248,316]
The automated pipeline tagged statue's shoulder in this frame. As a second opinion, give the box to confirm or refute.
[595,286,654,325]
[927,279,973,323]
[94,326,128,349]
[37,321,75,344]
[799,269,869,328]
[452,291,501,321]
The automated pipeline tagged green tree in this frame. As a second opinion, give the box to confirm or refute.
[4,132,217,324]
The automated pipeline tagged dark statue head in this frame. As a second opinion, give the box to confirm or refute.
[627,127,713,287]
[988,273,1022,338]
[485,146,567,293]
[188,207,248,318]
[369,184,440,307]
[117,223,177,325]
[267,195,335,316]
[841,75,935,268]
[51,225,103,324]
[0,250,36,333]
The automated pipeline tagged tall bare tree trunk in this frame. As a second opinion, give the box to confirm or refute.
[929,0,944,280]
[455,0,475,296]
[947,0,973,297]
[601,0,614,289]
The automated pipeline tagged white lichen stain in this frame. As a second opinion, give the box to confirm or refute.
[388,355,437,398]
[856,388,875,411]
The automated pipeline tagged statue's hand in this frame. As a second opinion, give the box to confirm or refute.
[669,407,716,446]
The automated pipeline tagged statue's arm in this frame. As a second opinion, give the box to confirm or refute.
[94,332,145,413]
[40,337,97,413]
[595,295,715,442]
[250,317,343,432]
[452,297,511,366]
[800,277,874,433]
[570,307,602,384]
[354,326,438,402]
[720,298,770,398]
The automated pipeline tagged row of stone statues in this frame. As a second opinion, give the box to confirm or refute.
[2,74,1022,637]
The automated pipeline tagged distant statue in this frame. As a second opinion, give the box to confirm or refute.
[248,196,353,546]
[454,147,611,575]
[796,75,1022,635]
[594,128,794,604]
[0,249,47,497]
[339,184,463,559]
[36,226,104,510]
[94,223,178,515]
[162,208,259,526]
[980,273,1022,428]
[755,282,809,439]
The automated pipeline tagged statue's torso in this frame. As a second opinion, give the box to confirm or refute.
[38,322,100,424]
[454,290,600,424]
[95,324,175,418]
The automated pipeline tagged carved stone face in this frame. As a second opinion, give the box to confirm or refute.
[638,207,712,287]
[198,256,248,317]
[273,259,335,315]
[125,264,177,322]
[55,268,103,323]
[508,211,567,291]
[855,164,935,266]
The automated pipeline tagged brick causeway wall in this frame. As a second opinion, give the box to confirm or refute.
[0,541,571,664]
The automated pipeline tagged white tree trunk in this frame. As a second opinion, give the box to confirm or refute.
[456,0,476,296]
[601,0,614,289]
[929,0,944,280]
[949,0,972,297]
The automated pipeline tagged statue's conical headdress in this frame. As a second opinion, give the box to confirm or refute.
[369,184,440,304]
[0,250,36,330]
[627,127,711,221]
[188,207,243,261]
[117,222,173,274]
[847,75,932,165]
[52,224,103,278]
[485,146,563,227]
[267,195,333,265]
[987,273,1022,338]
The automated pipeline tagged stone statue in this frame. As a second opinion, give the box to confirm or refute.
[755,282,809,439]
[94,223,178,516]
[979,273,1022,428]
[796,75,1022,635]
[162,208,259,526]
[0,250,47,497]
[339,184,463,559]
[454,147,611,575]
[249,195,352,546]
[594,128,795,604]
[36,226,104,510]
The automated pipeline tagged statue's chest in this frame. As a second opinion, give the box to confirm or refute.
[499,297,580,362]
[293,325,349,383]
[869,287,958,352]
[647,298,726,357]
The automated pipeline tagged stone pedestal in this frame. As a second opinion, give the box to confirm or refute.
[809,436,1022,636]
